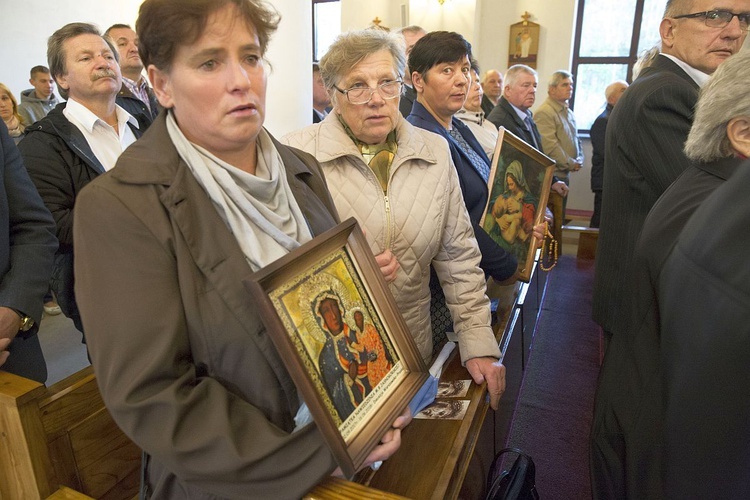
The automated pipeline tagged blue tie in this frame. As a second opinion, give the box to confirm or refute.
[524,115,540,149]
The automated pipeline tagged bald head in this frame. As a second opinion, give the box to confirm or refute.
[481,69,503,104]
[605,80,628,106]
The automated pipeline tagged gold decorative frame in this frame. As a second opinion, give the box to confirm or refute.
[480,128,555,282]
[244,218,427,477]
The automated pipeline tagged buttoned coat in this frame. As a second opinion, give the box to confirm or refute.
[283,113,501,364]
[0,122,57,382]
[74,112,340,499]
[592,55,700,336]
[486,96,543,152]
[19,103,142,335]
[590,156,741,500]
[534,97,582,180]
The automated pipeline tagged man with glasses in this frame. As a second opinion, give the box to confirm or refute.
[591,0,748,498]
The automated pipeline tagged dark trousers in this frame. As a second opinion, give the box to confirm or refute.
[591,190,602,228]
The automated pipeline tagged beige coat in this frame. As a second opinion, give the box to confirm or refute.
[283,114,500,364]
[74,113,339,499]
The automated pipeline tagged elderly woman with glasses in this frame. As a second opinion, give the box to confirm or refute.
[284,28,507,410]
[591,48,750,500]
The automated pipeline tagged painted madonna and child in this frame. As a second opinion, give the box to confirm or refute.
[481,130,554,278]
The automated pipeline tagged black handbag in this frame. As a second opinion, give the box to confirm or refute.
[485,447,540,500]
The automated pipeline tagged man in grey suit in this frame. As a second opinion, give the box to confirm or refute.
[0,122,57,383]
[592,0,748,345]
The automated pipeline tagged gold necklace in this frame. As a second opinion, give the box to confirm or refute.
[539,225,558,271]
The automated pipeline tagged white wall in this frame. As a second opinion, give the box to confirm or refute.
[0,0,312,138]
[0,0,593,211]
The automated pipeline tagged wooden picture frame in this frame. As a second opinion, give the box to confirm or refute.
[508,20,540,69]
[243,218,428,478]
[480,128,555,282]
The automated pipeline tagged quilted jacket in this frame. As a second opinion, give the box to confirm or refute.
[283,114,500,364]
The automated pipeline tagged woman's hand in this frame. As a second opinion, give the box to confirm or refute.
[375,249,399,282]
[330,407,410,477]
[465,357,506,410]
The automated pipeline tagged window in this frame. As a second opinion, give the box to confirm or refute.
[313,0,341,62]
[571,0,663,130]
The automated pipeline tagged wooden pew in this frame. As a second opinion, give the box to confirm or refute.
[0,366,140,499]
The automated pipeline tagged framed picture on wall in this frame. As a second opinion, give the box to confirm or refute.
[508,16,540,69]
[480,128,555,282]
[244,218,428,478]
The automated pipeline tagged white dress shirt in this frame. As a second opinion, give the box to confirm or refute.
[63,98,139,171]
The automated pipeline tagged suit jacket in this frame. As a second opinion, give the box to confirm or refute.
[590,156,741,500]
[658,158,750,498]
[0,122,57,382]
[534,97,582,180]
[116,83,160,131]
[73,113,339,498]
[480,94,497,116]
[592,55,700,335]
[590,104,612,192]
[486,96,543,152]
[399,84,417,118]
[407,101,517,281]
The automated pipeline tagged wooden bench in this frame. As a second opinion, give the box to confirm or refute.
[0,366,404,500]
[562,225,599,260]
[0,366,140,499]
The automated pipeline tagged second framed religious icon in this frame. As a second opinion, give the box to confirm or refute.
[480,128,555,282]
[244,218,428,478]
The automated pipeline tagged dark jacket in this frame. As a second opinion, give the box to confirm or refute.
[480,94,496,116]
[659,158,750,498]
[116,83,160,131]
[592,55,700,336]
[590,155,741,499]
[407,100,517,281]
[589,104,612,192]
[0,122,57,382]
[399,84,417,118]
[18,103,142,333]
[486,96,543,151]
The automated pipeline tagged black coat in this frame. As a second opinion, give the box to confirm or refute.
[590,156,741,499]
[18,103,143,334]
[592,55,700,335]
[0,121,57,382]
[116,83,160,131]
[486,96,543,151]
[399,84,417,118]
[589,104,611,192]
[659,158,750,498]
[480,94,496,116]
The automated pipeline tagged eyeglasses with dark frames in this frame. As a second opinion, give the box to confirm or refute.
[333,80,404,105]
[672,9,750,31]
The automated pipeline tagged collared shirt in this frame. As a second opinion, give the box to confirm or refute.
[63,98,139,171]
[313,108,328,121]
[509,101,531,123]
[658,53,711,87]
[122,76,153,113]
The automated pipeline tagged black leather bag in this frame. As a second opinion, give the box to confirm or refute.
[485,447,540,500]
